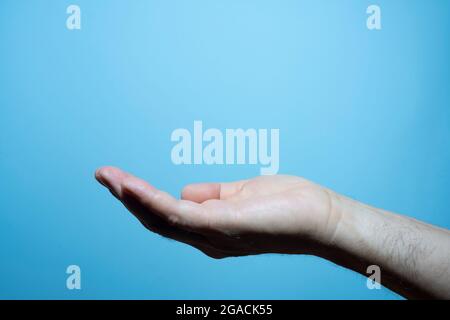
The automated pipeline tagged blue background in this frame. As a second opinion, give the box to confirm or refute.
[1,0,449,299]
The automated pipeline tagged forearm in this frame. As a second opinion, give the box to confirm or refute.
[319,195,450,299]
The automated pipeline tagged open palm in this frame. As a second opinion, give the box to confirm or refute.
[95,167,340,258]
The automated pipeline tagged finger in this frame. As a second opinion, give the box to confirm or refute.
[96,166,211,231]
[95,167,225,255]
[95,166,132,198]
[121,188,230,259]
[109,170,211,232]
[181,180,248,203]
[120,189,223,254]
[123,194,230,259]
[181,183,220,203]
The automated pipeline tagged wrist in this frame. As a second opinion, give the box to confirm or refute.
[310,192,375,265]
[325,194,372,252]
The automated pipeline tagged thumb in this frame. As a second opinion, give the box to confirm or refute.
[181,180,248,203]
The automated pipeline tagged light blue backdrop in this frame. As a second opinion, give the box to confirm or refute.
[0,0,449,299]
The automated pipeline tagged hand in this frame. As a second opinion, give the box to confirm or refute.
[95,166,450,299]
[95,166,342,258]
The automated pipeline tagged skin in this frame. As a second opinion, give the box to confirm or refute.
[95,166,450,299]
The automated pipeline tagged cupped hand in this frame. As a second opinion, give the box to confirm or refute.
[95,166,342,258]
